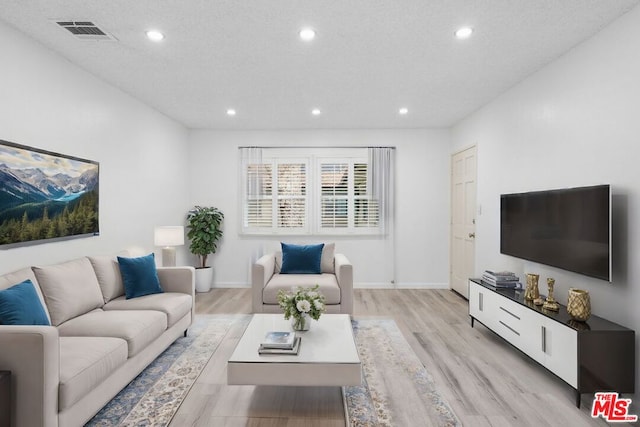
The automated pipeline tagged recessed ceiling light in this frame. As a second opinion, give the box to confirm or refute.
[226,109,236,116]
[146,30,165,42]
[299,28,316,41]
[399,107,409,115]
[311,108,321,116]
[454,27,473,39]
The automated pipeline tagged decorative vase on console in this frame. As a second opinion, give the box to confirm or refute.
[542,278,560,311]
[567,288,591,321]
[524,273,540,301]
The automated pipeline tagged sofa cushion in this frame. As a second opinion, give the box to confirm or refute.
[263,273,341,305]
[57,309,167,357]
[320,243,335,273]
[104,292,192,327]
[32,258,104,326]
[280,243,324,274]
[88,255,125,303]
[275,242,335,274]
[58,336,127,411]
[117,253,163,299]
[0,279,50,326]
[0,267,51,324]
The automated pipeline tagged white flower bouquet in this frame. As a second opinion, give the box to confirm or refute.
[277,284,326,330]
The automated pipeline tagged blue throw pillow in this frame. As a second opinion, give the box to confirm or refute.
[280,243,324,274]
[0,279,50,326]
[117,253,163,299]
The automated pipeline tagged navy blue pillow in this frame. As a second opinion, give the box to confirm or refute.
[0,279,50,326]
[117,253,163,299]
[280,243,324,274]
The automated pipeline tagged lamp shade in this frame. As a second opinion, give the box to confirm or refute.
[154,226,184,247]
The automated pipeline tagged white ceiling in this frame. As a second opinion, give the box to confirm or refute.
[0,0,638,130]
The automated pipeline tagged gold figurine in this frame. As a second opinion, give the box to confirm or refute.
[542,278,560,311]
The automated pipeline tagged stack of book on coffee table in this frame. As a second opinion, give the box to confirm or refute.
[482,270,521,288]
[258,331,301,355]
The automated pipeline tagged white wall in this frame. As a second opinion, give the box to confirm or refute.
[0,20,190,274]
[452,5,640,397]
[187,129,451,288]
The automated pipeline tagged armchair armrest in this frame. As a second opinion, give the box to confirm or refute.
[335,253,353,315]
[0,325,59,427]
[157,266,196,323]
[252,254,276,313]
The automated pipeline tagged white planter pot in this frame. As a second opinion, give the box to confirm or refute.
[195,267,213,293]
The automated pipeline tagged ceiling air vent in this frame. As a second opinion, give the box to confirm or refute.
[55,21,117,41]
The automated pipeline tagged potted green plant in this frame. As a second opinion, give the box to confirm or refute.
[186,206,224,292]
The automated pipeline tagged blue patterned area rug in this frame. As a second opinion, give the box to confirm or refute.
[86,315,247,427]
[344,319,461,427]
[87,315,459,426]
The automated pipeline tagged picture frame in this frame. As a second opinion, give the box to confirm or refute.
[0,139,99,247]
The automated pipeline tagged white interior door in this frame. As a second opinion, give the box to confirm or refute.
[450,146,476,299]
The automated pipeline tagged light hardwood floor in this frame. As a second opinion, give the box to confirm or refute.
[172,289,624,426]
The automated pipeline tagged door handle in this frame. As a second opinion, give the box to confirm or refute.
[469,233,476,238]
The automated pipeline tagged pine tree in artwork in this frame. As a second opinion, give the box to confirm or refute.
[19,211,29,241]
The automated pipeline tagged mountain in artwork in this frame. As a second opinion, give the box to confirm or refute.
[0,163,98,209]
[0,143,100,245]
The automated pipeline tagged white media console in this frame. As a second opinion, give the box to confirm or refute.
[468,279,634,407]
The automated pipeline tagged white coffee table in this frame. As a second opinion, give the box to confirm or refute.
[227,313,361,386]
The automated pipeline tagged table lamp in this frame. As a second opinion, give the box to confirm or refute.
[154,226,184,267]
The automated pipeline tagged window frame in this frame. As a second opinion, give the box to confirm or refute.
[240,150,381,236]
[314,156,380,235]
[241,156,310,235]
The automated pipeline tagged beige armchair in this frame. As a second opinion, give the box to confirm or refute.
[251,249,353,315]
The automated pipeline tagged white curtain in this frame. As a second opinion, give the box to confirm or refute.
[368,147,396,286]
[239,147,265,265]
[240,147,263,203]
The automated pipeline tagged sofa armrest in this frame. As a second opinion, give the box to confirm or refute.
[252,254,276,313]
[157,266,196,323]
[334,253,353,315]
[157,266,195,295]
[0,325,59,427]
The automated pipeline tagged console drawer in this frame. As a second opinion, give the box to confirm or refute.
[493,296,525,346]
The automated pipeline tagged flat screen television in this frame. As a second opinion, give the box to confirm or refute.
[500,184,611,282]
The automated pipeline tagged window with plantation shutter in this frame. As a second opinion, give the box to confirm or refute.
[240,149,383,235]
[353,163,379,228]
[318,159,379,234]
[245,163,273,228]
[321,163,349,228]
[277,162,307,229]
[242,158,308,234]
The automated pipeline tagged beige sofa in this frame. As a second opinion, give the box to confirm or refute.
[0,254,195,427]
[252,245,353,315]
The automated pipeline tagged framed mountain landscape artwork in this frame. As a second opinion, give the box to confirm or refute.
[0,139,99,246]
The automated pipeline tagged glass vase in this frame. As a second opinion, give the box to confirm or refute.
[291,313,311,331]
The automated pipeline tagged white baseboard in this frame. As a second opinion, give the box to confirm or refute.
[354,282,392,289]
[211,282,250,289]
[354,282,450,289]
[211,282,450,290]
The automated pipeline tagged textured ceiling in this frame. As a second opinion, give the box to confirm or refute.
[0,0,638,129]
